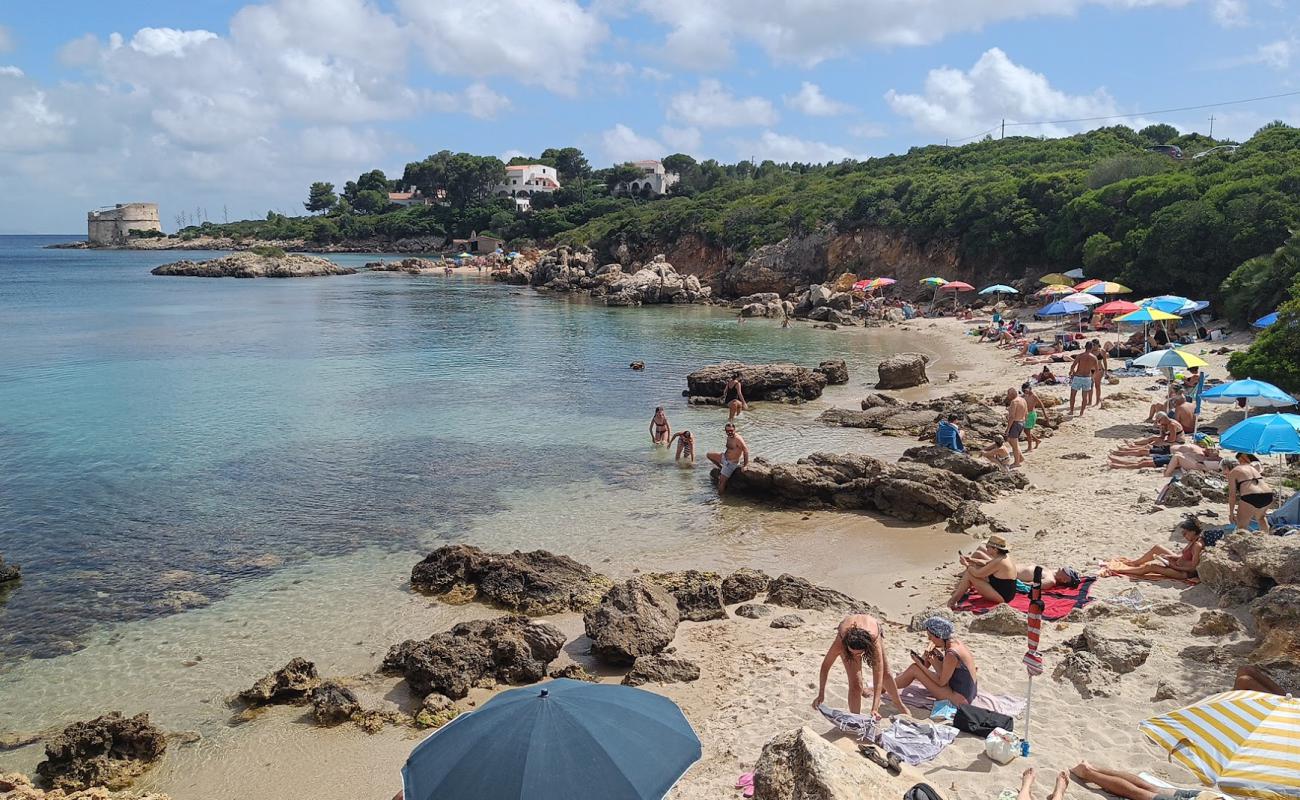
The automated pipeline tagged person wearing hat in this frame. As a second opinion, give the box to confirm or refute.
[946,535,1020,609]
[891,616,979,707]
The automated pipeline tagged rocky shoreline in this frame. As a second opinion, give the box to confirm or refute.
[150,252,356,278]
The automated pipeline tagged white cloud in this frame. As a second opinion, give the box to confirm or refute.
[730,130,861,163]
[0,25,13,53]
[0,65,22,77]
[849,121,888,138]
[636,0,1192,68]
[1253,39,1294,69]
[399,0,605,94]
[667,79,777,128]
[601,123,664,163]
[641,66,671,81]
[430,82,512,119]
[0,87,69,153]
[659,125,701,152]
[784,81,853,116]
[128,27,219,57]
[885,48,1119,138]
[1210,0,1247,26]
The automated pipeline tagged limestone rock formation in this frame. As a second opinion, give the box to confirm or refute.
[752,726,910,800]
[735,603,771,619]
[310,680,361,726]
[151,252,356,278]
[364,257,441,273]
[770,614,805,629]
[875,353,930,389]
[968,604,1025,636]
[765,575,875,615]
[1191,610,1241,637]
[409,545,612,615]
[1199,532,1300,604]
[413,693,460,729]
[721,568,772,605]
[237,657,320,705]
[644,571,726,622]
[35,713,167,791]
[1072,624,1153,674]
[0,772,172,800]
[0,553,19,584]
[548,664,599,682]
[814,360,849,385]
[621,655,701,686]
[582,578,680,666]
[685,362,829,405]
[383,615,566,699]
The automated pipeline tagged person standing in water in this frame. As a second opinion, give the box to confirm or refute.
[721,377,747,420]
[813,613,906,718]
[649,407,671,446]
[668,430,695,463]
[707,423,749,494]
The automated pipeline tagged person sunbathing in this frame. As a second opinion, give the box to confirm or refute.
[1159,450,1228,477]
[1070,761,1214,800]
[1101,519,1203,580]
[959,546,1081,592]
[1033,365,1058,385]
[1018,768,1070,800]
[946,535,1019,608]
[1107,442,1205,470]
[893,617,979,707]
[1110,414,1185,456]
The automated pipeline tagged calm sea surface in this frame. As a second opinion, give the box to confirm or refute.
[0,235,926,669]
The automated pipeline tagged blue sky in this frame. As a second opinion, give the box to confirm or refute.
[0,0,1296,232]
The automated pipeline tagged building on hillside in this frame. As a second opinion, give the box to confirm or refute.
[494,164,560,210]
[87,203,162,245]
[612,160,679,197]
[449,232,506,255]
[387,191,433,207]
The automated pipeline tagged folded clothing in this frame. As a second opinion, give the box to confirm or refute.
[954,577,1095,619]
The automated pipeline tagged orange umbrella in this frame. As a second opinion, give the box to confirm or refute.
[1073,279,1102,291]
[1095,300,1140,315]
[938,281,974,292]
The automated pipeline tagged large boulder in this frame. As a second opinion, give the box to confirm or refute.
[685,362,828,404]
[968,604,1025,636]
[814,360,849,385]
[410,545,612,614]
[310,680,361,726]
[1251,585,1300,637]
[1198,532,1300,604]
[621,655,701,686]
[603,255,708,306]
[765,575,875,615]
[752,727,910,800]
[151,252,356,278]
[808,284,834,308]
[899,446,997,480]
[1072,624,1153,674]
[583,579,680,665]
[644,571,726,622]
[36,713,167,791]
[721,568,772,605]
[237,657,320,705]
[875,353,930,389]
[383,615,566,699]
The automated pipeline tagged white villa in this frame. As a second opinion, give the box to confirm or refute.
[614,160,679,197]
[495,164,561,210]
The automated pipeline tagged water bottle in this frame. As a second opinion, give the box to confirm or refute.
[1021,739,1030,757]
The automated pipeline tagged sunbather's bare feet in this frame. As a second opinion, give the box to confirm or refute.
[1021,767,1035,783]
[1070,762,1093,781]
[1019,768,1036,800]
[1055,772,1069,791]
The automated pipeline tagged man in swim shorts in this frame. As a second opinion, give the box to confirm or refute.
[707,423,749,495]
[1020,382,1044,451]
[1068,343,1099,417]
[1004,387,1027,467]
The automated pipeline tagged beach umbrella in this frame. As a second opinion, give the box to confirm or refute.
[1062,292,1102,306]
[1115,307,1180,324]
[1254,311,1279,328]
[1063,268,1085,279]
[1038,272,1074,285]
[1036,284,1074,297]
[1140,690,1300,798]
[1073,279,1103,291]
[1095,300,1140,316]
[457,252,472,259]
[919,277,948,287]
[979,284,1018,296]
[1020,567,1046,758]
[1202,379,1297,421]
[938,281,974,293]
[1083,281,1132,295]
[1143,295,1197,315]
[1132,348,1209,370]
[852,279,871,291]
[1219,413,1300,455]
[402,679,702,800]
[1038,300,1088,317]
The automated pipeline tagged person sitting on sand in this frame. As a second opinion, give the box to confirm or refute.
[721,377,747,420]
[1070,762,1216,800]
[1228,453,1274,533]
[893,617,979,707]
[1034,365,1058,385]
[706,423,749,494]
[1101,518,1203,580]
[947,535,1019,608]
[958,546,1081,594]
[813,613,906,718]
[936,413,965,453]
[1111,413,1185,456]
[669,430,694,462]
[1147,388,1190,425]
[1017,768,1070,800]
[649,407,671,446]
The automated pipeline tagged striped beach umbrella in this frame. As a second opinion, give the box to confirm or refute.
[1073,278,1103,291]
[1116,307,1180,324]
[920,277,948,287]
[1140,690,1300,799]
[1133,348,1209,370]
[1037,284,1074,297]
[852,279,871,291]
[1083,281,1133,295]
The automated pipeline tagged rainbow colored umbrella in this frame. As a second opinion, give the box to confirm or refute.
[852,279,871,291]
[1036,284,1074,297]
[1133,348,1208,370]
[1095,300,1140,316]
[1116,307,1179,324]
[1073,279,1103,291]
[920,277,948,287]
[1083,281,1132,295]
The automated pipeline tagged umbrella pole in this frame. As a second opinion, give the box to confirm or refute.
[1022,676,1033,757]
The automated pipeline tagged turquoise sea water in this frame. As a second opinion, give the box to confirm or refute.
[0,236,927,669]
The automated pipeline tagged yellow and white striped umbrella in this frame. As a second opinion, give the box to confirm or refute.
[1141,690,1300,799]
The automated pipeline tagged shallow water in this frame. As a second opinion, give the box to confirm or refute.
[0,236,950,791]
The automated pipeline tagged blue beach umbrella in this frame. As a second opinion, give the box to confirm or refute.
[402,679,702,800]
[1142,295,1196,315]
[1253,311,1279,328]
[1202,378,1297,408]
[979,284,1018,295]
[1219,413,1300,455]
[1037,300,1087,317]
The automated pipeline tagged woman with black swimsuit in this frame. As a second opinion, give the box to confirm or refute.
[946,535,1019,608]
[721,378,747,421]
[649,407,671,446]
[1229,453,1274,533]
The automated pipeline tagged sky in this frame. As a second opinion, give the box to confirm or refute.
[0,0,1297,233]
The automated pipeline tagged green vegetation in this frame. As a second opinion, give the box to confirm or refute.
[127,228,166,239]
[1228,268,1300,393]
[249,245,286,258]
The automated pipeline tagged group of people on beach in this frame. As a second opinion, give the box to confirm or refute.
[648,375,751,494]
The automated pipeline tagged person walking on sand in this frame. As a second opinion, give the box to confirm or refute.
[649,407,671,446]
[1020,382,1045,452]
[707,423,749,494]
[721,377,747,421]
[1090,339,1108,404]
[947,535,1019,608]
[1004,387,1027,466]
[813,613,906,718]
[669,430,695,463]
[1068,343,1098,416]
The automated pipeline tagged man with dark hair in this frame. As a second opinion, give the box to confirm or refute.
[707,423,749,495]
[936,413,965,452]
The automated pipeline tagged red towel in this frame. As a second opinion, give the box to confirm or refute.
[955,578,1095,620]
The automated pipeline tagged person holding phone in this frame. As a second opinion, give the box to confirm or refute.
[892,617,979,707]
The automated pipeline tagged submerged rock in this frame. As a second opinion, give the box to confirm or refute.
[685,362,829,405]
[237,657,320,706]
[814,360,849,385]
[151,252,355,278]
[0,554,19,584]
[583,578,680,666]
[621,655,700,686]
[383,615,566,699]
[310,680,361,726]
[410,544,612,615]
[36,712,167,791]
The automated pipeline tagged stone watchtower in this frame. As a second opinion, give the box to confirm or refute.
[87,203,162,246]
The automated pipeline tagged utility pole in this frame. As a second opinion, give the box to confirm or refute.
[1208,114,1215,139]
[1000,118,1005,139]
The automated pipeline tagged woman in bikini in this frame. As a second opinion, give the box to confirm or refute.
[721,377,747,421]
[1229,453,1274,533]
[892,616,980,707]
[813,613,905,718]
[1102,518,1203,580]
[668,429,694,462]
[649,407,671,446]
[946,535,1019,609]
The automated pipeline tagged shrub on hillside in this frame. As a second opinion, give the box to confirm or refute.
[1227,274,1300,393]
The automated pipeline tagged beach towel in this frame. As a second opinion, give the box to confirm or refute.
[880,717,958,765]
[953,577,1095,619]
[894,685,1027,718]
[1270,490,1300,528]
[817,703,878,741]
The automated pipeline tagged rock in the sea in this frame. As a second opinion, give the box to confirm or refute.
[36,712,167,791]
[151,252,356,278]
[752,726,909,800]
[735,603,771,619]
[765,575,874,615]
[548,664,599,682]
[601,255,709,306]
[583,578,680,666]
[770,614,805,629]
[621,655,701,686]
[383,615,566,699]
[238,657,320,705]
[365,257,439,273]
[685,362,828,405]
[968,604,1024,636]
[1192,610,1241,637]
[721,568,771,605]
[644,571,726,622]
[630,361,645,370]
[814,360,848,385]
[310,680,361,726]
[410,544,611,614]
[875,353,930,389]
[899,445,997,481]
[0,554,19,584]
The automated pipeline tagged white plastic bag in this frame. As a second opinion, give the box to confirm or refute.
[984,727,1021,764]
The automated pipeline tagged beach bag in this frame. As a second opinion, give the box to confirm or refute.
[904,784,943,800]
[953,704,1013,737]
[984,727,1020,765]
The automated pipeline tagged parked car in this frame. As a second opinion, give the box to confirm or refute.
[1146,144,1184,159]
[1192,144,1241,159]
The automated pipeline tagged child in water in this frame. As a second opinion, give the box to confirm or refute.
[670,430,695,463]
